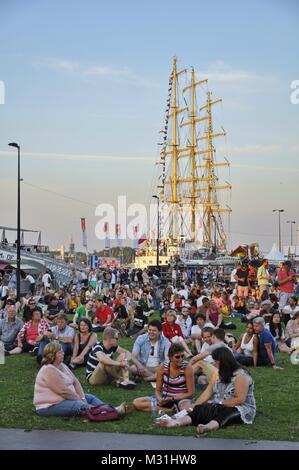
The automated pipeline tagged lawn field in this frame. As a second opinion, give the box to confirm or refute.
[1,319,299,441]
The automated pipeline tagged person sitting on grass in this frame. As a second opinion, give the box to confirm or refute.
[9,308,49,355]
[252,317,282,369]
[233,321,258,366]
[130,320,171,382]
[265,311,292,354]
[133,343,194,413]
[86,326,135,389]
[70,318,97,369]
[162,310,193,357]
[33,342,127,417]
[37,313,74,364]
[69,300,95,328]
[158,347,256,434]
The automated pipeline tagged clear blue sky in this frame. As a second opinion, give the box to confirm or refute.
[0,0,298,252]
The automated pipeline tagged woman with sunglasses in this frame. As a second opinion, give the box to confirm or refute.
[158,347,256,433]
[133,343,194,413]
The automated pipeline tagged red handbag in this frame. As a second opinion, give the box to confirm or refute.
[84,404,120,422]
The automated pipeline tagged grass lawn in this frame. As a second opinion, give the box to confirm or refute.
[1,318,299,441]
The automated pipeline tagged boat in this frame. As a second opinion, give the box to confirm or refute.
[136,57,232,268]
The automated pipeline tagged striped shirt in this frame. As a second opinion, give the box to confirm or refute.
[162,360,188,398]
[86,341,117,379]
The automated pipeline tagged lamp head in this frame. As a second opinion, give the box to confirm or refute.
[8,142,20,149]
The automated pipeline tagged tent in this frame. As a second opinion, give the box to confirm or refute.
[264,243,285,264]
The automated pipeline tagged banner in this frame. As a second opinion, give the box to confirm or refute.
[115,224,122,248]
[104,222,110,249]
[80,218,87,247]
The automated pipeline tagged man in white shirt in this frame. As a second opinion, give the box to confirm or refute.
[42,272,52,294]
[25,274,36,295]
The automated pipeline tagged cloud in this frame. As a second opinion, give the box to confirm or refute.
[223,144,281,154]
[231,163,299,172]
[198,60,280,93]
[0,150,154,163]
[34,57,157,87]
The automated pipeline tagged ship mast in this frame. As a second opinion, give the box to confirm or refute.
[197,91,231,250]
[156,58,231,254]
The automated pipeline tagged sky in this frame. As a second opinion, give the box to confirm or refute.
[0,0,298,253]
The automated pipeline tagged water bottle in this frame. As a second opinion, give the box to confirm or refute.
[150,396,158,417]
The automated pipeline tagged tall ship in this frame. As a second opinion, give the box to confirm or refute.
[136,57,232,268]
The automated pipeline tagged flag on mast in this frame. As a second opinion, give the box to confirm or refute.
[80,218,87,248]
[115,224,122,248]
[104,222,110,249]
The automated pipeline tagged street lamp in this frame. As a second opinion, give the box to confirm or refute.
[286,220,296,246]
[8,142,21,300]
[272,209,284,252]
[152,195,160,270]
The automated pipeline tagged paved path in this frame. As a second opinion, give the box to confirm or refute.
[0,428,298,450]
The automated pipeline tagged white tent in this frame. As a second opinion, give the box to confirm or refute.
[264,243,285,263]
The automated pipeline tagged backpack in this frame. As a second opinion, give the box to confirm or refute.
[84,404,120,422]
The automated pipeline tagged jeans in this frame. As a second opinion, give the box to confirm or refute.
[36,393,103,417]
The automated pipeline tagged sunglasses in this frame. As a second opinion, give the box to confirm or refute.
[150,345,155,356]
[173,354,185,359]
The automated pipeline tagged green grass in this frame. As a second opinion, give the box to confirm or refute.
[1,319,299,441]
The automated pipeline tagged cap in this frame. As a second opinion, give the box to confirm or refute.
[261,300,272,306]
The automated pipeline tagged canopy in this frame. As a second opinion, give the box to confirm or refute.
[264,243,285,262]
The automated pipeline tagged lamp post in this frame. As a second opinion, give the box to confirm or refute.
[152,195,160,270]
[272,209,284,252]
[8,142,21,301]
[286,220,296,246]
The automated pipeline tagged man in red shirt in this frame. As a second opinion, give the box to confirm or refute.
[277,261,297,311]
[92,297,114,332]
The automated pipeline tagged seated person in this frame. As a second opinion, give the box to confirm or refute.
[158,347,256,434]
[126,305,148,338]
[159,300,171,322]
[190,328,227,381]
[176,306,193,340]
[92,297,114,332]
[282,296,299,325]
[86,327,135,389]
[233,321,258,366]
[252,317,281,368]
[10,308,49,355]
[70,318,97,369]
[206,301,224,328]
[130,320,171,382]
[191,314,215,354]
[133,343,194,413]
[66,291,80,314]
[162,310,192,357]
[111,298,130,336]
[44,296,66,325]
[70,300,95,328]
[34,342,127,417]
[37,313,74,364]
[0,306,23,353]
[265,312,292,354]
[138,292,154,317]
[23,297,42,323]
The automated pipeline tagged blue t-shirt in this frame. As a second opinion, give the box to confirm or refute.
[258,328,276,363]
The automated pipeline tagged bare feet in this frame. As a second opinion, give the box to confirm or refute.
[196,424,207,434]
[159,418,178,428]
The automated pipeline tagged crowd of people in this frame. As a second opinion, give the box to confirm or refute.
[0,258,298,434]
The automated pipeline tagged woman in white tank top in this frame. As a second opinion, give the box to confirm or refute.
[233,322,258,366]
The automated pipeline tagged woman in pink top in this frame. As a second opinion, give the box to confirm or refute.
[206,301,223,328]
[33,342,123,417]
[9,308,49,355]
